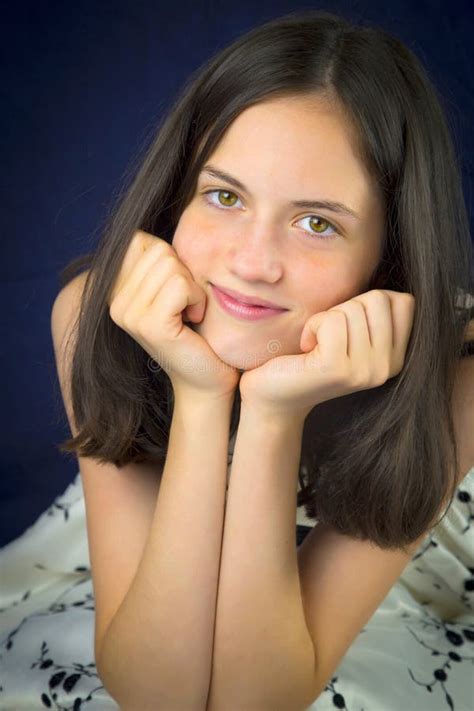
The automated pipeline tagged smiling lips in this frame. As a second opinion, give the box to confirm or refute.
[211,283,288,321]
[211,282,287,309]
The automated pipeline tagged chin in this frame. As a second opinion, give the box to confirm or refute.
[224,348,276,371]
[190,321,290,371]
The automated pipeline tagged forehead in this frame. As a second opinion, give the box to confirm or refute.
[202,96,379,210]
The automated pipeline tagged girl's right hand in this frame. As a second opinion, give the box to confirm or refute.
[107,230,241,400]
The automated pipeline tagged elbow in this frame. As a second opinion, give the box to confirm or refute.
[95,652,125,710]
[96,650,208,711]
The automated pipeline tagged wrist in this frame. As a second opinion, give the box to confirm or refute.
[239,399,306,434]
[173,387,236,414]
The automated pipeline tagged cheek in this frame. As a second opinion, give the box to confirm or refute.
[299,261,365,314]
[172,212,219,278]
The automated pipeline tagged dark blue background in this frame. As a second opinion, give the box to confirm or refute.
[2,0,473,547]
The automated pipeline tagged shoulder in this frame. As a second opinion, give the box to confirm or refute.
[453,354,474,409]
[51,270,90,350]
[452,355,474,484]
[51,270,91,435]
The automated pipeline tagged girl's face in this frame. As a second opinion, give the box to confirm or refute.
[172,94,385,371]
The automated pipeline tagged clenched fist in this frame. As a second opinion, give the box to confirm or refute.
[107,230,241,401]
[239,289,416,422]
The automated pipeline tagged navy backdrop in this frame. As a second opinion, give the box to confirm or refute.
[2,0,473,547]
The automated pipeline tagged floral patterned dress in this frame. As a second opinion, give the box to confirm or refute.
[297,464,474,711]
[1,456,473,710]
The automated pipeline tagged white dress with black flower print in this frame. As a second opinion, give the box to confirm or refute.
[298,465,474,711]
[1,462,473,711]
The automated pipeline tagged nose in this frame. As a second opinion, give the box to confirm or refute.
[227,223,284,283]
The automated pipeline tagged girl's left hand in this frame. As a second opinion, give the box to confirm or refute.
[239,289,416,422]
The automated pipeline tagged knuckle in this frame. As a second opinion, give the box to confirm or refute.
[121,307,141,333]
[108,300,122,325]
[132,230,148,252]
[345,358,372,387]
[370,288,389,302]
[377,362,391,384]
[154,236,174,257]
[328,307,345,319]
[393,356,405,376]
[151,251,173,272]
[134,230,170,257]
[398,291,415,308]
[170,271,187,287]
[151,238,171,255]
[354,366,371,387]
[352,299,367,314]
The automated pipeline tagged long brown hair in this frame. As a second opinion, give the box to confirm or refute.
[55,9,473,550]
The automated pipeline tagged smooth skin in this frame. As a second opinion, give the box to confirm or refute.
[102,94,469,710]
[109,229,414,421]
[109,94,414,417]
[172,94,387,378]
[170,93,414,415]
[240,288,415,421]
[108,230,241,399]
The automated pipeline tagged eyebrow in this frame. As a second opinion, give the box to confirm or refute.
[199,164,362,221]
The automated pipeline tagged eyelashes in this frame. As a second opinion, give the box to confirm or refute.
[201,188,341,241]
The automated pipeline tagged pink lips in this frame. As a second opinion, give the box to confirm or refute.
[212,283,286,309]
[211,284,287,321]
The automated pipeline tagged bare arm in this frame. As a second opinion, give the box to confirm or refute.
[97,391,233,711]
[206,405,317,711]
[205,360,474,711]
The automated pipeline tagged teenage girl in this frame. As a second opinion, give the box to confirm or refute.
[51,10,474,711]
